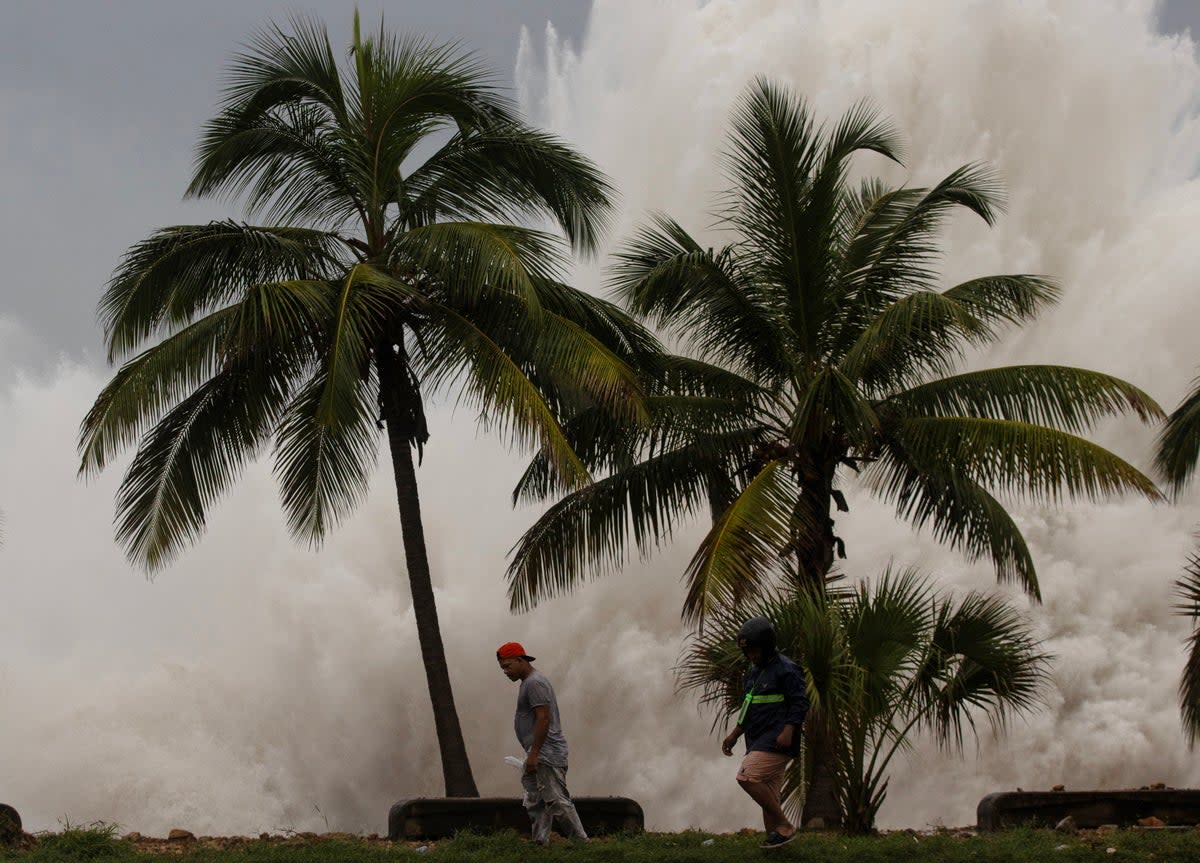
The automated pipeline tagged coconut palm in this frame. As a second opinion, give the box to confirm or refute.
[679,569,1050,832]
[77,14,652,796]
[1156,374,1200,745]
[1156,374,1200,497]
[507,78,1163,822]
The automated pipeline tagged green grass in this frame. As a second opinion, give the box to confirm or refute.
[6,826,1200,863]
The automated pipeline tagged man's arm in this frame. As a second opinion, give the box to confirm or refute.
[525,704,550,773]
[775,667,810,749]
[721,724,743,756]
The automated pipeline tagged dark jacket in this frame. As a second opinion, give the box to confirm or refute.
[739,651,809,757]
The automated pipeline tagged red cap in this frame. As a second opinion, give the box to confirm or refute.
[496,641,535,662]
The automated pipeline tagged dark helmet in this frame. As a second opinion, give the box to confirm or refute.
[737,616,777,654]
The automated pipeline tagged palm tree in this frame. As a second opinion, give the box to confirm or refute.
[1156,374,1200,745]
[507,78,1163,823]
[77,14,651,797]
[679,568,1050,833]
[1156,375,1200,496]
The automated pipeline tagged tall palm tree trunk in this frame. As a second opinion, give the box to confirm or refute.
[801,714,842,829]
[378,344,479,797]
[797,459,842,828]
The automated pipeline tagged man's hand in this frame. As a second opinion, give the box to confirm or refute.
[775,725,794,751]
[721,729,741,757]
[524,751,539,774]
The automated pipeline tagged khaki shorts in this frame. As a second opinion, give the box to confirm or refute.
[736,750,792,800]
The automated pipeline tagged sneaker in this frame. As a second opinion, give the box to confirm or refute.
[760,831,797,849]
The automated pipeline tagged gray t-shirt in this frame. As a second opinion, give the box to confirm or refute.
[514,669,569,767]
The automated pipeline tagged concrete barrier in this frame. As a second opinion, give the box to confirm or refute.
[0,804,21,847]
[977,790,1200,830]
[387,796,644,840]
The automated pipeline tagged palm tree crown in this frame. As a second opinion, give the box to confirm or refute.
[508,78,1164,623]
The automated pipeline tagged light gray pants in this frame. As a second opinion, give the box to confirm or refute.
[520,762,588,845]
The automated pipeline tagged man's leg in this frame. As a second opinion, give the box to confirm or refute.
[521,771,553,845]
[736,752,795,839]
[536,763,588,842]
[737,778,793,835]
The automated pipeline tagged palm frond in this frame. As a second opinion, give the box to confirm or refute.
[867,449,1040,596]
[507,429,764,612]
[347,19,509,136]
[790,365,880,451]
[99,222,343,361]
[271,267,383,542]
[841,567,933,694]
[421,277,653,438]
[114,357,295,569]
[880,416,1163,503]
[916,591,1051,752]
[392,221,568,317]
[886,365,1163,432]
[80,306,241,477]
[513,394,760,506]
[1155,374,1200,497]
[609,213,785,378]
[942,274,1061,329]
[186,14,361,221]
[857,163,1006,293]
[402,124,614,254]
[830,167,1010,355]
[675,572,1048,830]
[193,102,367,228]
[837,289,991,393]
[646,354,769,401]
[218,13,348,124]
[1173,549,1200,746]
[723,78,827,350]
[682,459,809,623]
[417,302,591,490]
[838,276,1059,395]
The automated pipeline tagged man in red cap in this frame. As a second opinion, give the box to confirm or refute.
[497,642,588,845]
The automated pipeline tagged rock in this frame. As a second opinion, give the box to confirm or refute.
[701,838,715,846]
[1097,824,1119,834]
[1054,816,1077,834]
[1052,784,1065,792]
[1137,816,1165,827]
[167,829,195,842]
[122,832,142,842]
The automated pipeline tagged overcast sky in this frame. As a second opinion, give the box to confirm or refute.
[0,0,1195,367]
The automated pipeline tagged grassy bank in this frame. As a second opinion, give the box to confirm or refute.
[6,825,1200,863]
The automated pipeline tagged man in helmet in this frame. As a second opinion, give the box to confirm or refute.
[720,616,809,849]
[496,641,588,846]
